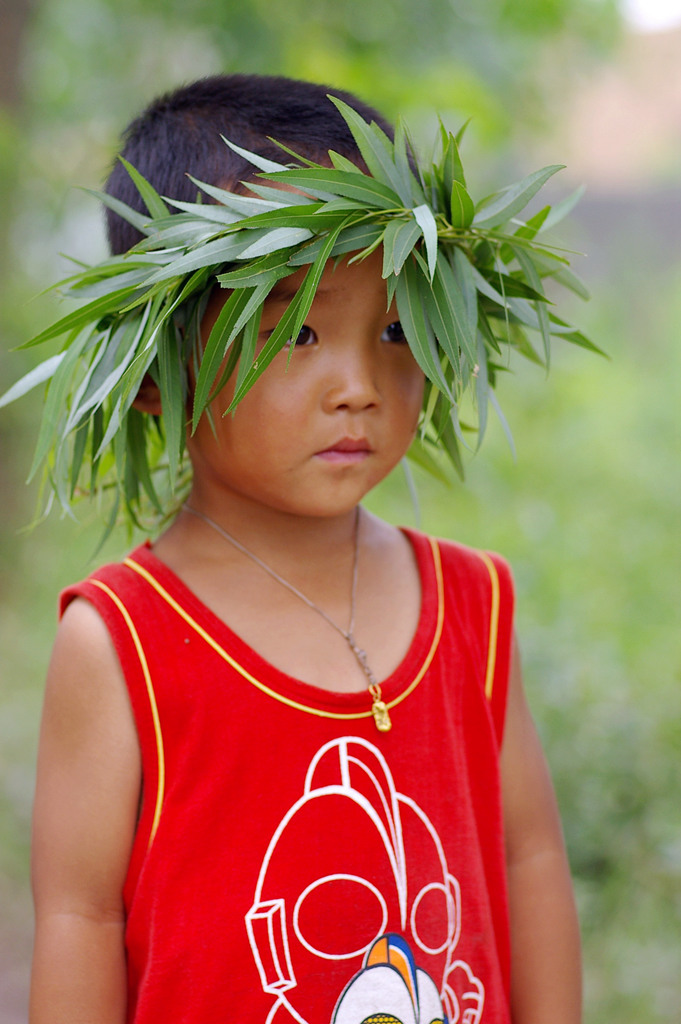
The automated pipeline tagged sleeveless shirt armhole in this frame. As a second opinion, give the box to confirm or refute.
[479,551,515,747]
[59,577,165,859]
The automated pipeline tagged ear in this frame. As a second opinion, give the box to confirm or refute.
[132,373,163,416]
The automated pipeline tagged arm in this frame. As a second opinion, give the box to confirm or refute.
[500,638,582,1024]
[30,599,141,1024]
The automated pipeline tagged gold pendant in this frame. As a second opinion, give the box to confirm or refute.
[371,699,392,732]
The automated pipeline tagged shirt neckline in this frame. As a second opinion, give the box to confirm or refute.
[123,527,443,717]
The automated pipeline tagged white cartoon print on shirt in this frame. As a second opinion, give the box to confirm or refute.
[245,737,484,1024]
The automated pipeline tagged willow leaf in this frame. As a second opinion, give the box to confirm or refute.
[452,249,477,337]
[156,322,185,485]
[395,258,451,397]
[382,217,421,278]
[119,157,169,220]
[187,176,287,214]
[164,198,243,225]
[192,283,271,429]
[474,333,490,448]
[28,330,92,479]
[261,167,401,210]
[218,250,296,287]
[549,266,591,301]
[23,289,141,348]
[219,203,332,231]
[228,222,348,410]
[69,417,90,498]
[237,227,313,260]
[540,185,586,232]
[434,252,475,365]
[450,180,475,229]
[510,243,551,364]
[0,353,65,409]
[144,235,263,283]
[473,165,564,229]
[126,408,162,512]
[328,96,413,205]
[440,127,466,191]
[231,304,262,401]
[221,137,289,173]
[82,187,154,235]
[412,204,438,280]
[288,222,381,266]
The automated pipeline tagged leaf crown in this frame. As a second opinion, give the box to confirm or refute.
[1,97,598,532]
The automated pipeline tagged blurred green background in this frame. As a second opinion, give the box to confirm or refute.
[1,1,679,1020]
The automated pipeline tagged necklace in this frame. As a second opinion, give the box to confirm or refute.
[182,503,392,732]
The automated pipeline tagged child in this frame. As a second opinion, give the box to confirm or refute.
[26,75,582,1023]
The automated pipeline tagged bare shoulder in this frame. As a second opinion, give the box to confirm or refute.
[33,598,141,915]
[43,597,139,751]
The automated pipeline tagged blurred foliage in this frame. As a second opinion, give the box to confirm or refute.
[1,2,680,1023]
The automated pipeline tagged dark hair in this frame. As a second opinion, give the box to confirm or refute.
[104,74,392,254]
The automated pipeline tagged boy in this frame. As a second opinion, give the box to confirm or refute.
[27,75,581,1023]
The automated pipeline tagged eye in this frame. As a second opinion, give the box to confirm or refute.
[381,321,406,343]
[287,324,318,347]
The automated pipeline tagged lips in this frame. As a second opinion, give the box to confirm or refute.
[316,437,372,462]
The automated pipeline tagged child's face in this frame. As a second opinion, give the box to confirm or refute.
[187,251,425,519]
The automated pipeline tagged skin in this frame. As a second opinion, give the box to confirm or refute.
[30,251,581,1023]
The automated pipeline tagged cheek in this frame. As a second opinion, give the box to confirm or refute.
[396,366,426,426]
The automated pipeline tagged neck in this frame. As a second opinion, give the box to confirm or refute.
[179,483,360,564]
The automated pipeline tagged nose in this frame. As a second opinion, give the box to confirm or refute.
[321,341,381,413]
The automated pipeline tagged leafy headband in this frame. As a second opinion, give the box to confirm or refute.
[1,97,597,530]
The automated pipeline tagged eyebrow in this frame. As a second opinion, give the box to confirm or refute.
[266,281,329,304]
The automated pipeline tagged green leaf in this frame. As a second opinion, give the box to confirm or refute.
[261,167,402,210]
[126,408,162,512]
[540,185,586,232]
[509,243,551,364]
[192,282,272,429]
[473,165,564,229]
[156,322,186,485]
[22,289,141,348]
[394,118,423,206]
[28,330,92,480]
[381,217,421,278]
[513,204,550,241]
[227,221,350,410]
[220,136,289,173]
[164,198,243,225]
[0,353,65,409]
[474,332,490,447]
[434,251,476,365]
[450,180,475,229]
[440,126,466,193]
[406,435,452,485]
[187,175,287,214]
[119,156,170,220]
[328,95,413,206]
[217,203,339,232]
[144,235,263,283]
[237,227,313,260]
[395,257,451,397]
[550,266,591,301]
[288,222,382,265]
[231,304,262,401]
[412,204,438,280]
[217,251,297,288]
[452,248,478,337]
[83,187,154,235]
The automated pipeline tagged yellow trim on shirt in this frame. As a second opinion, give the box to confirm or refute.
[90,579,165,848]
[474,551,500,701]
[122,536,444,721]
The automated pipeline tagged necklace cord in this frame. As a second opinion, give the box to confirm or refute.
[181,503,391,732]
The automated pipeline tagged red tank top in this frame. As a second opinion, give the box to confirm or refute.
[60,528,514,1024]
